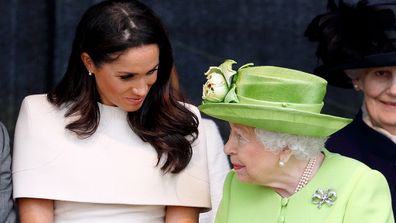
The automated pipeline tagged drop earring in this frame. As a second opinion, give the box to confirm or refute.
[353,84,359,91]
[279,160,285,167]
[88,71,93,76]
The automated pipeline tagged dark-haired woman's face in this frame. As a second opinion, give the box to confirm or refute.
[89,44,159,112]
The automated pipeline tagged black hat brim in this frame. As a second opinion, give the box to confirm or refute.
[314,52,396,88]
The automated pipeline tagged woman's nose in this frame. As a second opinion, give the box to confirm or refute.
[387,73,396,95]
[132,78,149,96]
[224,138,236,155]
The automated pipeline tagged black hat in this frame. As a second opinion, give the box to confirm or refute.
[305,0,396,88]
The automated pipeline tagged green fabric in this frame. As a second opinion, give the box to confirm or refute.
[215,150,394,223]
[237,95,324,113]
[199,103,351,137]
[236,66,326,104]
[199,64,352,137]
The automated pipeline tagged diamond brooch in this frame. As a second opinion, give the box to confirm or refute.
[311,189,337,209]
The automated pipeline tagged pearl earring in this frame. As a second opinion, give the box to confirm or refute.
[353,84,359,91]
[88,71,93,76]
[279,160,285,167]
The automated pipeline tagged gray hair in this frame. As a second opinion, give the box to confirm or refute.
[344,68,367,80]
[254,128,327,160]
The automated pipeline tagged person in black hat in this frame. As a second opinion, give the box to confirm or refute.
[305,0,396,214]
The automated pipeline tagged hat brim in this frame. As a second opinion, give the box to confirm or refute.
[315,52,396,88]
[199,103,351,137]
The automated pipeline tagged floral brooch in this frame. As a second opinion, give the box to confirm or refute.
[202,59,252,103]
[311,189,337,209]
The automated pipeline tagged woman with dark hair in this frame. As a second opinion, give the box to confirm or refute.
[305,0,396,215]
[12,0,210,222]
[170,66,230,223]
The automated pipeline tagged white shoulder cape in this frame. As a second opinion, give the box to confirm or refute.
[12,94,210,208]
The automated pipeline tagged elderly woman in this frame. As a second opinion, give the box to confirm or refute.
[305,0,396,213]
[199,60,394,223]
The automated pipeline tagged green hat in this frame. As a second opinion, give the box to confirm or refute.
[199,60,352,137]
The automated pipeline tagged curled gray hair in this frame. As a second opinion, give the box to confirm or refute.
[254,128,327,160]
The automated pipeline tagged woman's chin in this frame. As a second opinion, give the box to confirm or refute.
[234,172,251,183]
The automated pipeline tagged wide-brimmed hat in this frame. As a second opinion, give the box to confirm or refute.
[198,60,351,137]
[305,0,396,88]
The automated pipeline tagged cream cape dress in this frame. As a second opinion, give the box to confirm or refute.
[12,94,211,223]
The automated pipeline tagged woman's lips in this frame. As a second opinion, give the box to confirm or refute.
[126,97,144,105]
[233,164,244,170]
[380,100,396,110]
[382,101,396,106]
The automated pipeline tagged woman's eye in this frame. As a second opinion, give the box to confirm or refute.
[236,133,248,144]
[147,68,158,75]
[369,70,393,82]
[119,74,134,80]
[373,70,391,78]
[375,71,386,76]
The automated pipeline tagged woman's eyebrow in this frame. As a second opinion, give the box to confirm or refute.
[148,64,159,71]
[117,64,159,75]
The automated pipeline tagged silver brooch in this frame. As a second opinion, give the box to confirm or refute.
[311,189,337,209]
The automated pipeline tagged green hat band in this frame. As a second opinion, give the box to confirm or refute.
[238,95,324,113]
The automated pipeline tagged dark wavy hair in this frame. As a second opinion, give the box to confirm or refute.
[47,0,199,173]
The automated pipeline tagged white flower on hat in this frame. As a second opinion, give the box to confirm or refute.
[202,67,228,102]
[202,59,237,102]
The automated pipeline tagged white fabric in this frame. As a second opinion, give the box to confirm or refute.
[12,94,210,222]
[54,201,164,223]
[361,104,396,143]
[199,119,230,223]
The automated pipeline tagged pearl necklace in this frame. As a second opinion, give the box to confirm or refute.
[294,158,317,193]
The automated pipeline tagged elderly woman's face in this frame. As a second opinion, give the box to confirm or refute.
[353,66,396,134]
[82,44,159,112]
[224,123,279,185]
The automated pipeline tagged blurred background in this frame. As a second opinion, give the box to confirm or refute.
[0,0,362,140]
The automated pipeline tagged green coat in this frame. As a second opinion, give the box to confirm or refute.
[215,150,394,223]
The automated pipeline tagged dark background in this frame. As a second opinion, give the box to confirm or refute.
[0,0,363,140]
